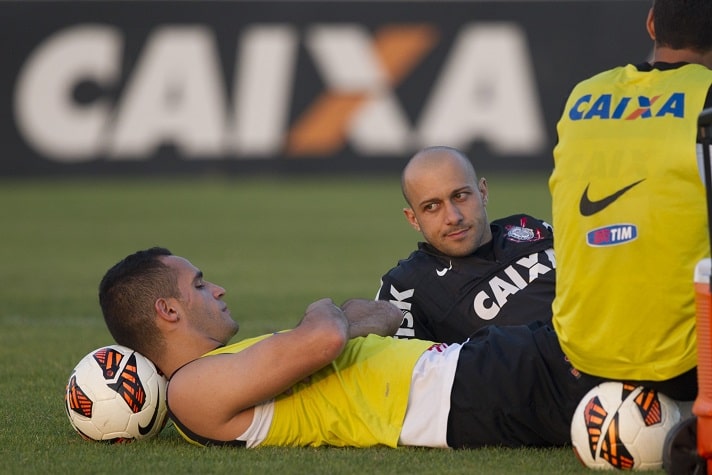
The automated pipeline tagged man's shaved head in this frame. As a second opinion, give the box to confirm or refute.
[402,146,478,207]
[400,146,491,257]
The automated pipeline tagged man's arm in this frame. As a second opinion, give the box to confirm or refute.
[167,298,349,441]
[341,299,403,338]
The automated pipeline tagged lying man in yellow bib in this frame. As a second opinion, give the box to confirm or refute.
[98,247,603,448]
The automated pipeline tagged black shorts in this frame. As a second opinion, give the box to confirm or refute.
[598,367,698,402]
[446,321,603,448]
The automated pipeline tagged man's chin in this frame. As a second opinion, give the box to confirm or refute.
[442,239,477,255]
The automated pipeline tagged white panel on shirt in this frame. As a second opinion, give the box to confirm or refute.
[237,399,274,448]
[238,342,462,448]
[399,342,462,448]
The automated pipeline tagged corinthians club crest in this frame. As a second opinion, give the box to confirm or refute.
[506,225,538,242]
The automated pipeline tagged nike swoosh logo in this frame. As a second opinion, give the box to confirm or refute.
[436,261,452,277]
[138,386,163,435]
[579,179,645,216]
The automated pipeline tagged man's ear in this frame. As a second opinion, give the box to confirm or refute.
[646,7,655,41]
[479,177,489,206]
[403,207,420,232]
[155,297,179,323]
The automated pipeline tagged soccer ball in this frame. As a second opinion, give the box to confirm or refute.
[65,345,168,442]
[571,382,681,470]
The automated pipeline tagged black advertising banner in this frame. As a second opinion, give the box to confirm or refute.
[0,0,651,176]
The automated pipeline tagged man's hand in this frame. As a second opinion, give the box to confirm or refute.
[340,299,404,338]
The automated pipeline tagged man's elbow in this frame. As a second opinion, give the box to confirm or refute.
[319,325,348,363]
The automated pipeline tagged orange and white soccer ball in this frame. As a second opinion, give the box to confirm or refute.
[571,382,681,470]
[65,345,168,442]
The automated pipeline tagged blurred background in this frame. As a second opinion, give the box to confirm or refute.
[1,0,652,178]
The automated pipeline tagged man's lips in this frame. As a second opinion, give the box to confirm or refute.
[445,227,470,239]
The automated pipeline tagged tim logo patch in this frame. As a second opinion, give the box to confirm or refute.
[586,224,637,247]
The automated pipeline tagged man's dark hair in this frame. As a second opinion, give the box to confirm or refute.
[99,247,176,358]
[653,0,712,52]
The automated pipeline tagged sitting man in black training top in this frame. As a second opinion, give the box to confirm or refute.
[376,146,555,343]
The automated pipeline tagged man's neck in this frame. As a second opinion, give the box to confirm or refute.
[653,46,712,69]
[158,339,222,379]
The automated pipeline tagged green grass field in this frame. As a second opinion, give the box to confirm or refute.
[0,174,664,474]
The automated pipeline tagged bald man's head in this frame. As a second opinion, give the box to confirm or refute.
[400,146,491,257]
[402,146,478,207]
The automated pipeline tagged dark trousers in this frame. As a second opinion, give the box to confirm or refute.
[446,321,603,448]
[604,367,697,402]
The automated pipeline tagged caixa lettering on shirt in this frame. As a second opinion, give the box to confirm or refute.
[473,252,553,320]
[567,92,684,121]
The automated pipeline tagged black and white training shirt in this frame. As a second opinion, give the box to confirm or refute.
[376,214,556,344]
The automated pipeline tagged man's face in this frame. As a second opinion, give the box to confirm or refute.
[162,256,239,345]
[403,157,491,257]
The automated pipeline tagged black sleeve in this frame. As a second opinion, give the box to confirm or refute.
[376,268,436,341]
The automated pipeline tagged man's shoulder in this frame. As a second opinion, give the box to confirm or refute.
[570,64,630,87]
[394,246,439,267]
[382,246,444,281]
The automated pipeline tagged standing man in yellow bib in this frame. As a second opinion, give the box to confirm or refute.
[549,0,712,401]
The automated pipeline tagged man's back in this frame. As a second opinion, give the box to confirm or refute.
[550,62,712,381]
